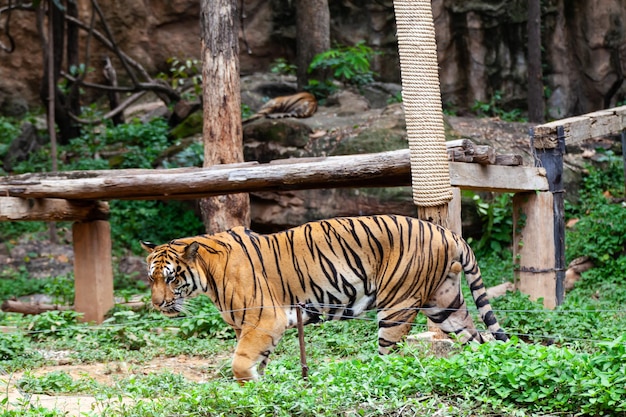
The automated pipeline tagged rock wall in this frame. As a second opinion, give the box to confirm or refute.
[1,0,625,118]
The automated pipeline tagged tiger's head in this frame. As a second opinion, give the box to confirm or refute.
[141,240,201,317]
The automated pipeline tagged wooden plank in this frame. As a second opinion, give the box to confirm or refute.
[448,162,548,192]
[0,198,109,221]
[72,220,114,323]
[513,192,557,308]
[533,105,626,149]
[0,150,549,201]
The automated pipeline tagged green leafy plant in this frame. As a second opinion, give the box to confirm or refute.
[57,63,94,96]
[0,332,28,360]
[307,41,379,97]
[158,57,202,101]
[387,91,403,104]
[26,310,83,341]
[109,199,204,254]
[467,192,514,257]
[17,371,97,395]
[42,274,75,305]
[0,265,49,300]
[65,118,170,170]
[269,58,297,76]
[241,103,253,120]
[0,116,21,169]
[176,295,234,339]
[566,151,626,263]
[471,91,527,122]
[12,118,171,173]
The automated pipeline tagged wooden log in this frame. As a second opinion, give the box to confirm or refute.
[0,198,109,221]
[448,144,497,165]
[73,220,114,323]
[472,145,497,165]
[0,161,259,181]
[495,154,524,166]
[1,299,147,315]
[485,282,515,299]
[447,149,473,163]
[1,299,71,315]
[445,138,475,153]
[0,150,550,202]
[564,256,593,292]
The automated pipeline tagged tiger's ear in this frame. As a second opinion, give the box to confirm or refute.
[141,241,157,253]
[183,241,200,261]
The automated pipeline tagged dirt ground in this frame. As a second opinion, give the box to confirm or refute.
[1,352,232,415]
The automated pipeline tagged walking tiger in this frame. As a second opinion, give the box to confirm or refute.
[142,215,509,382]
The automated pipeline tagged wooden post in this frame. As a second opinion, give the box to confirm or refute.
[72,220,114,323]
[531,126,566,306]
[513,192,558,308]
[447,187,462,235]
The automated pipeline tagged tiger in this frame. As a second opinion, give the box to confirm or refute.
[142,214,509,382]
[242,91,318,124]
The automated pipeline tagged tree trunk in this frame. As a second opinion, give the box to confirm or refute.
[66,0,81,118]
[296,0,330,90]
[199,0,250,233]
[38,0,80,145]
[527,0,544,123]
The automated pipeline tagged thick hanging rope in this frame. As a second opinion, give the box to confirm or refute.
[393,0,452,207]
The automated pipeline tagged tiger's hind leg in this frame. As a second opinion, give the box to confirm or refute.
[376,305,419,354]
[422,273,484,343]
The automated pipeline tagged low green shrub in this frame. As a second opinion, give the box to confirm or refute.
[307,41,378,98]
[109,199,204,254]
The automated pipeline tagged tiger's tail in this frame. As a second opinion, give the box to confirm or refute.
[459,239,509,342]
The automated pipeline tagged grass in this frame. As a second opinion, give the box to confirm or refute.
[1,281,625,416]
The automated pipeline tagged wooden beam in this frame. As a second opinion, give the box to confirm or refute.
[0,150,549,201]
[448,162,548,192]
[532,105,626,149]
[0,198,109,221]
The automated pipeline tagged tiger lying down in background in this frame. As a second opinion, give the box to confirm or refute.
[242,91,318,124]
[142,215,509,382]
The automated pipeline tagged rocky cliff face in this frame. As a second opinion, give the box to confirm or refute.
[0,0,625,119]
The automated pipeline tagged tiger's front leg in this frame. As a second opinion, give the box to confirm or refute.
[231,326,283,383]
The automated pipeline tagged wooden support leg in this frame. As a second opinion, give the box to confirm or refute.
[447,187,462,235]
[530,125,566,306]
[72,220,114,323]
[513,192,557,308]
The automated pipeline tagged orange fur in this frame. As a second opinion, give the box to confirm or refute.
[243,92,317,124]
